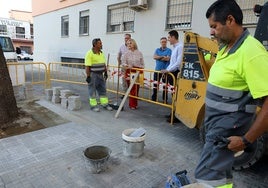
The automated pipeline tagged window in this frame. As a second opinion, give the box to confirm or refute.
[236,0,266,25]
[107,2,135,33]
[61,15,69,37]
[79,10,89,35]
[30,24,34,39]
[0,36,14,52]
[0,25,7,35]
[16,27,25,38]
[166,0,193,29]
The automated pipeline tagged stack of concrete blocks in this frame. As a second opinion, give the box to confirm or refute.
[60,90,74,109]
[68,95,82,111]
[24,82,34,100]
[52,86,63,104]
[45,88,53,101]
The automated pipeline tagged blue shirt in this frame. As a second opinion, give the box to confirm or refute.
[154,47,172,70]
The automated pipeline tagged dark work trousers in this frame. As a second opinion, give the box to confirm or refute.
[195,110,255,186]
[167,69,179,88]
[152,72,168,102]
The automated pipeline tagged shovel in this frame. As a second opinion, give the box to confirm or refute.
[108,54,121,110]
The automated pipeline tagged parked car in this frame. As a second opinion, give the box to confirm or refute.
[17,51,31,60]
[29,53,33,60]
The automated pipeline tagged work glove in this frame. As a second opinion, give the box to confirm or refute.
[86,76,91,83]
[104,71,108,81]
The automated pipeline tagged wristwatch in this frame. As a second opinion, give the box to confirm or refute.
[242,136,251,147]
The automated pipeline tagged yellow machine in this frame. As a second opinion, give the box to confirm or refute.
[175,32,218,129]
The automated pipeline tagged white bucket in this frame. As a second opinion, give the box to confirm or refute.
[122,128,146,158]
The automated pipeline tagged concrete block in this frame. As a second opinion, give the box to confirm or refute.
[68,95,81,111]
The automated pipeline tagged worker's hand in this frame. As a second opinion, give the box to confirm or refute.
[86,76,91,83]
[227,136,246,152]
[104,71,108,81]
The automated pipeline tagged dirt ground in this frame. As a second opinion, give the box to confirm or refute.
[0,99,69,139]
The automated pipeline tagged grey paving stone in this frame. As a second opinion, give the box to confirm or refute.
[0,95,267,188]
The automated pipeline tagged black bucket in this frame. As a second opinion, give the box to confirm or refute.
[84,145,111,174]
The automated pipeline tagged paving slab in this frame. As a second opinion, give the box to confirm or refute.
[0,82,267,187]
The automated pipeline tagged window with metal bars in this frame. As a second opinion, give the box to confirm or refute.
[236,0,266,25]
[166,0,193,30]
[16,27,25,38]
[61,15,69,37]
[0,25,7,35]
[107,2,135,33]
[79,10,89,36]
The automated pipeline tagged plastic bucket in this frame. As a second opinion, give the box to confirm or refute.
[84,145,111,174]
[122,128,145,158]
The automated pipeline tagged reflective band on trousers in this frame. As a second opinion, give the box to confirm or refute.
[197,178,232,188]
[206,97,256,113]
[100,97,108,105]
[206,98,238,112]
[217,183,233,188]
[206,83,256,113]
[207,83,243,99]
[89,98,97,107]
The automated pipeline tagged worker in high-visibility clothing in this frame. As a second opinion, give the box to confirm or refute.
[84,38,113,112]
[195,0,268,187]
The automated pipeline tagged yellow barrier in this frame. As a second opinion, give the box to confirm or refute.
[7,62,177,124]
[7,62,48,88]
[48,62,177,124]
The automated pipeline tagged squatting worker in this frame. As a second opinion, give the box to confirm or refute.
[84,38,113,112]
[195,0,268,187]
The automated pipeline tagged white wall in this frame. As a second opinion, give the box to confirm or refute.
[33,0,257,69]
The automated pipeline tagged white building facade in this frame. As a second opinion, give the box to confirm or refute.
[0,17,33,54]
[33,0,264,69]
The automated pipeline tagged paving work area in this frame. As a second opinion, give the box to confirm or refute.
[0,83,268,188]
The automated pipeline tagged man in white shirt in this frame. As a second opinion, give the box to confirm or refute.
[161,30,183,86]
[161,30,184,123]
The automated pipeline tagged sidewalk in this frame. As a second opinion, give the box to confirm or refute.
[0,83,267,187]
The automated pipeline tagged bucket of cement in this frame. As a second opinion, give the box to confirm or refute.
[122,128,146,158]
[84,145,111,174]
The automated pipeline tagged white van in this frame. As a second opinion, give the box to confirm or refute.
[0,35,25,86]
[0,35,18,62]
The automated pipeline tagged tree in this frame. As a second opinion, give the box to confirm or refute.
[0,46,18,126]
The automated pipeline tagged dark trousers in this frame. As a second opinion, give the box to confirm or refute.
[152,72,168,102]
[167,70,179,87]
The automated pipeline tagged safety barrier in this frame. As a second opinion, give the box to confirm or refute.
[6,62,177,124]
[48,62,177,123]
[7,62,48,88]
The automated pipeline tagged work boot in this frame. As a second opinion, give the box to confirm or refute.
[91,106,100,112]
[103,105,113,111]
[151,93,157,101]
[166,114,180,123]
[167,117,180,123]
[165,114,171,118]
